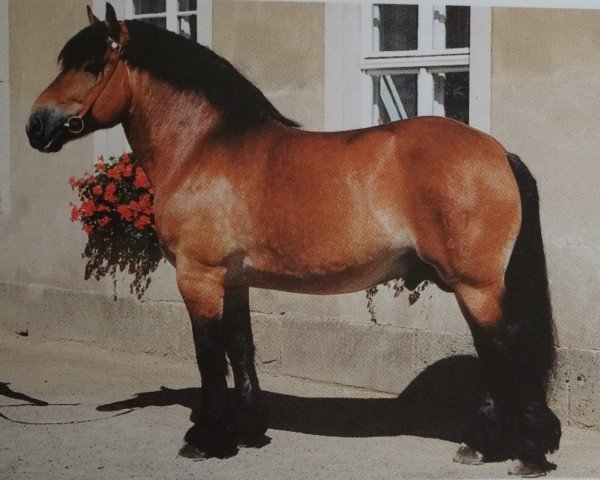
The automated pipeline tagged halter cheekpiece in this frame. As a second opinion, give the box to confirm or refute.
[63,26,129,135]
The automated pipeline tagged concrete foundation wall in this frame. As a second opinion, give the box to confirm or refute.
[2,2,600,432]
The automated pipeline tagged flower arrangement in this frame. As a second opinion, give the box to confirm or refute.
[69,153,163,299]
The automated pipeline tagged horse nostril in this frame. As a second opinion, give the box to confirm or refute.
[26,113,45,143]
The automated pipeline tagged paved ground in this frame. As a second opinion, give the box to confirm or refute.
[0,334,599,480]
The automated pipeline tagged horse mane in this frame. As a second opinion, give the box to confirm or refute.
[58,21,300,131]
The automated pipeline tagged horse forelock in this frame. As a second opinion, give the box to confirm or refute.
[58,22,109,74]
[57,20,299,130]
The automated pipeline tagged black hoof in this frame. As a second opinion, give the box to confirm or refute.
[234,400,270,446]
[453,443,485,465]
[508,459,557,477]
[180,421,238,459]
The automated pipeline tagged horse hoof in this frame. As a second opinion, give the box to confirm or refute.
[508,459,557,477]
[178,442,208,460]
[453,443,485,465]
[178,441,237,460]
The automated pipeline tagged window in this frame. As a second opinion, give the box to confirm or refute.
[362,3,472,125]
[0,0,9,213]
[323,3,489,132]
[125,0,211,45]
[91,0,211,160]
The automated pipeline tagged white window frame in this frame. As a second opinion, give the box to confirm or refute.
[324,2,490,133]
[125,0,212,46]
[361,2,490,130]
[91,0,212,160]
[0,0,10,214]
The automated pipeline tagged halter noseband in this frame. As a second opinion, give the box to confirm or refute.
[64,24,130,135]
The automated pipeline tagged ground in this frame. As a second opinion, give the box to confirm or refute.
[0,334,599,480]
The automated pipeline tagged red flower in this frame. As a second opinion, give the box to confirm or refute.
[98,216,110,228]
[121,153,131,163]
[92,185,103,196]
[70,205,79,222]
[134,215,152,230]
[97,205,110,212]
[104,183,117,203]
[107,167,122,180]
[97,162,107,172]
[69,176,82,189]
[117,204,134,222]
[134,167,149,188]
[83,224,93,234]
[80,199,96,218]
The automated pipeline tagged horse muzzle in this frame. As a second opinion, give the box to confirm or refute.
[26,106,73,153]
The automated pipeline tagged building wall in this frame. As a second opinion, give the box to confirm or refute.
[491,8,600,352]
[213,1,324,130]
[0,0,95,292]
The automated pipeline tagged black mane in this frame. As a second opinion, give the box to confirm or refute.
[59,21,299,130]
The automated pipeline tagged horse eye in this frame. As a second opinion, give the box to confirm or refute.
[83,61,104,76]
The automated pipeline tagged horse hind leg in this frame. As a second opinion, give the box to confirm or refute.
[453,274,560,476]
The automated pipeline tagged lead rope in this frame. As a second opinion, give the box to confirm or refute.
[0,403,135,426]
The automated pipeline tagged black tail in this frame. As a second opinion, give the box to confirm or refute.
[504,153,556,391]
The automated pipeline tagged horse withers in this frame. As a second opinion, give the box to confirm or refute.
[27,4,560,476]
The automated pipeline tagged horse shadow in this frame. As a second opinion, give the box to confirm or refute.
[97,355,481,444]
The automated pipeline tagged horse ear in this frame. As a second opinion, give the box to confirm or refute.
[105,2,120,37]
[86,5,100,25]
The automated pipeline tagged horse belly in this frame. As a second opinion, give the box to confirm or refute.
[245,246,416,295]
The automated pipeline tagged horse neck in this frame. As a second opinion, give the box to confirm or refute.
[121,69,222,187]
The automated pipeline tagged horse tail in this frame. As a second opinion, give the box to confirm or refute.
[503,152,556,390]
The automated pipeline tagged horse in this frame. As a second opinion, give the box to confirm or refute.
[28,4,561,476]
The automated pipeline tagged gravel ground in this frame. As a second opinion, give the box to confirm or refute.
[0,333,599,480]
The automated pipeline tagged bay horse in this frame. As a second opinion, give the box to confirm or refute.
[28,4,560,476]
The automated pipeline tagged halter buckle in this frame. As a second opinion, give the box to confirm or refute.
[106,36,125,56]
[64,116,85,134]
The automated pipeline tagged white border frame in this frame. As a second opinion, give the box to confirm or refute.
[0,0,10,214]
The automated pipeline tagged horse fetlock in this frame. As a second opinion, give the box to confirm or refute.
[234,399,270,446]
[181,416,238,459]
[463,393,511,461]
[513,402,561,459]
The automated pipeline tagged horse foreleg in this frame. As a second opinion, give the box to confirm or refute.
[222,287,269,446]
[176,264,237,459]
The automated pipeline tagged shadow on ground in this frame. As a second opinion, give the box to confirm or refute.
[0,382,48,406]
[97,355,481,443]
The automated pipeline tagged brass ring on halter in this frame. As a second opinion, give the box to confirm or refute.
[64,116,85,134]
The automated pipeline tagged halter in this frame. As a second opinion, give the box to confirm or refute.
[63,24,130,134]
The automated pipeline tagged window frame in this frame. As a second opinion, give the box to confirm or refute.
[361,2,489,128]
[323,2,491,133]
[124,0,212,46]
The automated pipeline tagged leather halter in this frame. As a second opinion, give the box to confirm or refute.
[63,24,130,134]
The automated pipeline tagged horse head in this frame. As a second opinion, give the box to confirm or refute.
[27,3,130,152]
